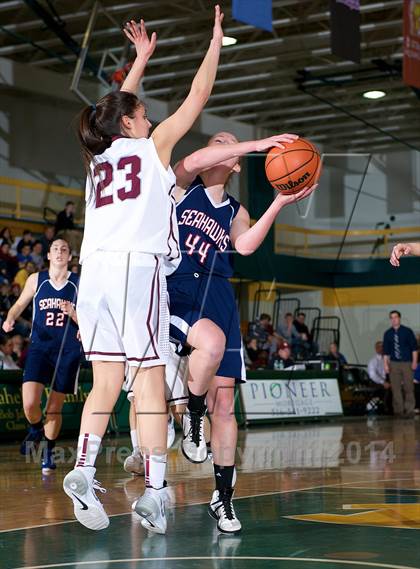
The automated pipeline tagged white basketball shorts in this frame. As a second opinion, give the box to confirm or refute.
[123,342,188,405]
[77,251,169,368]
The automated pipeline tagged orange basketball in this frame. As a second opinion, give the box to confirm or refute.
[265,138,322,194]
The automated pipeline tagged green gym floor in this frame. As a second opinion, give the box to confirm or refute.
[2,418,420,569]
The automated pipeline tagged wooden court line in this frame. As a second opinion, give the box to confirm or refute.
[11,555,420,569]
[0,476,413,534]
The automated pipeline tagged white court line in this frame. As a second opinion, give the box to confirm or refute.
[11,555,420,569]
[0,477,413,534]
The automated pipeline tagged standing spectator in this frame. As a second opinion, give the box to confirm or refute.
[31,241,45,270]
[368,340,392,413]
[55,202,82,253]
[270,341,295,370]
[0,227,14,247]
[0,335,20,370]
[328,342,347,365]
[16,230,34,254]
[383,310,417,418]
[39,226,55,259]
[55,201,75,233]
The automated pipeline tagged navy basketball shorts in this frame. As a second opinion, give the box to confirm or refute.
[167,274,246,383]
[23,344,81,394]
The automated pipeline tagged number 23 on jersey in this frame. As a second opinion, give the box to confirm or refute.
[94,155,141,208]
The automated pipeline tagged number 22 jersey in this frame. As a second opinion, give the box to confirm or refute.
[171,176,241,278]
[80,136,180,274]
[31,270,79,350]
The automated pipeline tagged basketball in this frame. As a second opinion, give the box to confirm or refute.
[265,138,322,194]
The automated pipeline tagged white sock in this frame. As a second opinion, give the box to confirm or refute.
[143,453,167,489]
[76,433,102,468]
[130,429,139,452]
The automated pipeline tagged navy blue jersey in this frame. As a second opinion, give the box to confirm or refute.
[172,177,241,278]
[31,270,79,350]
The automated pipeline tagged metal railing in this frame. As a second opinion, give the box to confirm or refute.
[275,223,420,258]
[0,176,84,224]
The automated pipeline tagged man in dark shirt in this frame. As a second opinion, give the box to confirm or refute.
[383,310,417,417]
[55,201,75,233]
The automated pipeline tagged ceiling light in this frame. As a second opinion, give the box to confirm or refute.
[222,36,237,47]
[363,90,386,99]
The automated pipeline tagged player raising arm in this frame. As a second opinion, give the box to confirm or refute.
[167,131,317,534]
[63,6,224,535]
[390,242,420,266]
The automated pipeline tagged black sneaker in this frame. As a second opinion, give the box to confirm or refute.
[181,410,208,463]
[208,487,242,534]
[20,425,44,456]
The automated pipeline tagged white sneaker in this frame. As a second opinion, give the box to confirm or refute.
[208,488,242,534]
[63,468,109,530]
[124,450,144,476]
[167,415,176,449]
[135,486,167,534]
[182,410,208,463]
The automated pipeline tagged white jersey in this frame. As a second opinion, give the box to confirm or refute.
[80,136,180,274]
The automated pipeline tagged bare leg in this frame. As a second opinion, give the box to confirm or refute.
[131,365,167,456]
[187,319,225,396]
[22,382,44,424]
[44,391,66,440]
[207,376,237,466]
[79,361,125,437]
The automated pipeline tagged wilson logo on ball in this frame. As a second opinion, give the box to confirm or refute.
[276,172,310,192]
[265,137,322,195]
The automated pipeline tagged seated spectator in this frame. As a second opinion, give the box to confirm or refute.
[0,240,18,281]
[16,230,34,254]
[248,313,274,350]
[253,349,269,370]
[7,283,31,337]
[11,333,28,368]
[368,340,392,413]
[328,342,347,365]
[270,341,295,370]
[293,312,318,357]
[0,227,14,247]
[368,341,387,385]
[55,201,76,233]
[31,240,44,270]
[0,335,20,370]
[246,337,259,364]
[40,225,55,259]
[16,243,33,267]
[0,283,11,325]
[13,261,36,290]
[276,313,300,354]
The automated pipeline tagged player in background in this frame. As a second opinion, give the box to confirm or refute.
[63,7,225,534]
[167,132,318,533]
[2,238,80,474]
